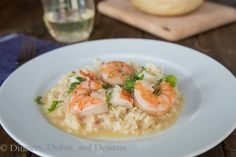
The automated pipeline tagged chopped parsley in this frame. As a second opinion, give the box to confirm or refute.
[124,78,135,93]
[67,76,86,93]
[124,72,144,93]
[134,71,144,80]
[157,77,165,85]
[102,83,112,89]
[157,75,177,87]
[34,96,43,105]
[48,100,63,112]
[141,66,146,71]
[155,89,162,96]
[106,91,112,103]
[165,75,177,87]
[76,76,85,82]
[68,82,80,93]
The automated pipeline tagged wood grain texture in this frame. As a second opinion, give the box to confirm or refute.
[97,0,236,41]
[0,0,235,157]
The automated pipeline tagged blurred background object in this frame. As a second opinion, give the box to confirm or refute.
[41,0,95,43]
[131,0,204,16]
[98,0,236,41]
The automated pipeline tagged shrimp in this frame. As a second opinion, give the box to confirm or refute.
[79,79,103,91]
[110,85,133,108]
[134,80,176,116]
[80,69,96,80]
[67,77,108,116]
[100,61,134,85]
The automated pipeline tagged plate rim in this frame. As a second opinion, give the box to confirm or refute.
[0,38,235,157]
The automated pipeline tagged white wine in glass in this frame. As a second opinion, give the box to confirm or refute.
[41,0,95,43]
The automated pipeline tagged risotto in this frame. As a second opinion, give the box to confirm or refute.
[36,60,183,138]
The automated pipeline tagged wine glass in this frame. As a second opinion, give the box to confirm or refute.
[41,0,95,43]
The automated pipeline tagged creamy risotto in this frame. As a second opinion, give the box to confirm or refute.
[35,60,183,138]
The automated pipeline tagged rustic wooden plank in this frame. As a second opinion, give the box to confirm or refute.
[0,0,52,41]
[0,126,31,157]
[199,144,225,157]
[211,0,236,6]
[197,23,236,75]
[223,130,236,157]
[90,13,144,39]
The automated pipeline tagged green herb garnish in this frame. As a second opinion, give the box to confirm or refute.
[35,96,43,105]
[134,71,144,80]
[141,66,146,71]
[124,72,144,93]
[154,88,162,96]
[157,77,165,85]
[106,91,112,103]
[67,77,86,93]
[102,83,112,89]
[48,100,63,112]
[124,77,135,93]
[157,75,177,87]
[68,82,80,93]
[76,76,85,82]
[165,75,177,87]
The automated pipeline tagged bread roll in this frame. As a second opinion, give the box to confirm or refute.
[131,0,204,16]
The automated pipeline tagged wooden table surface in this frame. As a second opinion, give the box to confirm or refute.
[0,0,235,156]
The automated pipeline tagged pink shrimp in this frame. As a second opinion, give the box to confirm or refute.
[100,61,134,85]
[134,80,176,116]
[67,71,108,116]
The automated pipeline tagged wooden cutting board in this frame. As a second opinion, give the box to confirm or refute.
[97,0,236,41]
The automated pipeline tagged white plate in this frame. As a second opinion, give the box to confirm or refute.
[0,39,236,157]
